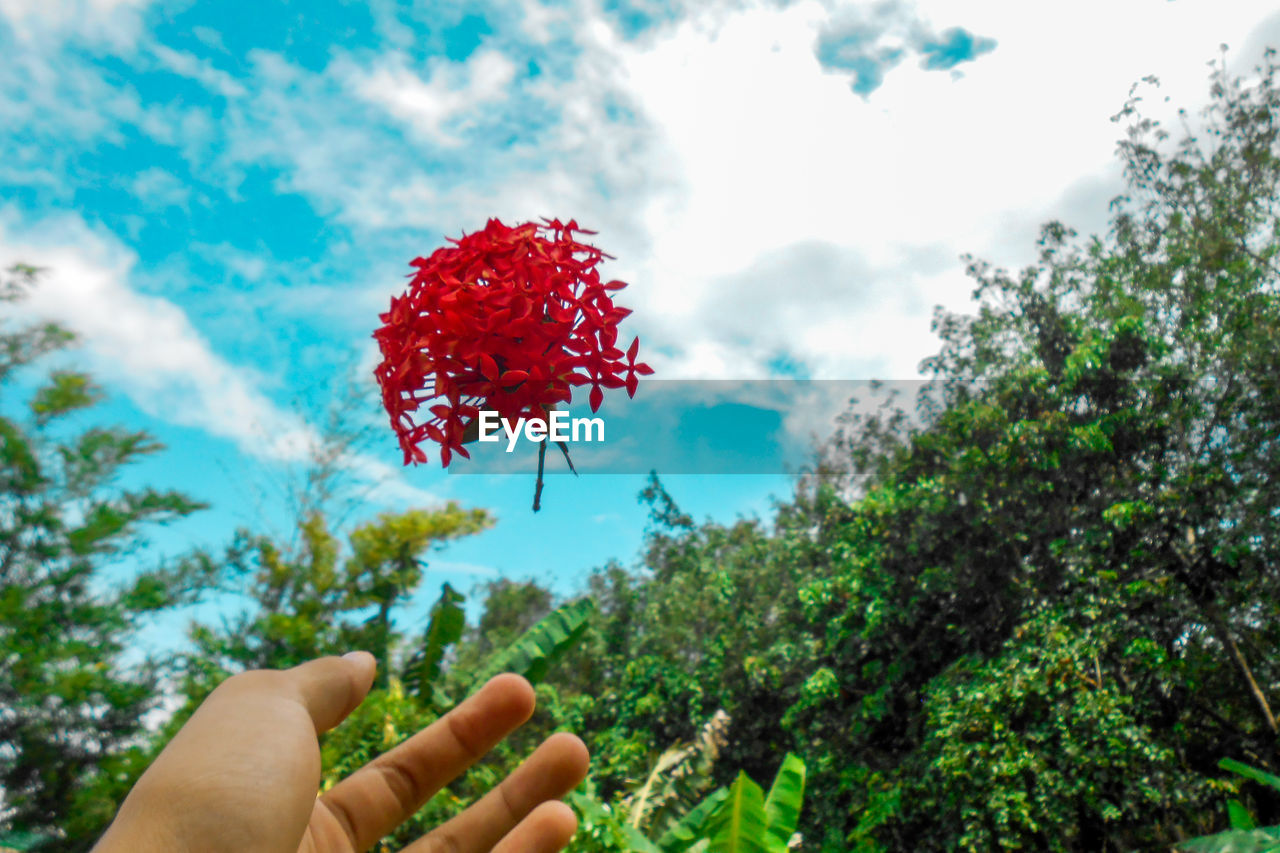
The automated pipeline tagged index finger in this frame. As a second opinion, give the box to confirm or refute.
[317,673,535,852]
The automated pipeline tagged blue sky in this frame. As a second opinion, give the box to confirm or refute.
[1,0,1277,653]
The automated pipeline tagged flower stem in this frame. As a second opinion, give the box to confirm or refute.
[556,441,578,475]
[532,438,548,512]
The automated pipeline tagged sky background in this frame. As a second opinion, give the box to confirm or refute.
[1,0,1278,653]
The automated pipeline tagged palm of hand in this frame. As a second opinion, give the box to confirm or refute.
[94,656,588,853]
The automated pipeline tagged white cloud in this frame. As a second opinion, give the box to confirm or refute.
[130,167,191,209]
[565,0,1278,379]
[517,0,568,42]
[348,49,518,146]
[0,0,151,48]
[52,0,1272,405]
[148,42,247,98]
[190,242,268,283]
[0,210,440,507]
[0,44,143,146]
[194,0,1278,397]
[246,0,1272,387]
[0,211,309,451]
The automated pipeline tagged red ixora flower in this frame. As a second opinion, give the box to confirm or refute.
[373,217,653,468]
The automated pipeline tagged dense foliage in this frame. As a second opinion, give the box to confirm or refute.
[558,50,1280,851]
[0,267,213,850]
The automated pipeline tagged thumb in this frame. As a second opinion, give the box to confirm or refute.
[286,651,378,733]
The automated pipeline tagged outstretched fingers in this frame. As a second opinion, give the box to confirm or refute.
[318,674,536,851]
[399,732,589,853]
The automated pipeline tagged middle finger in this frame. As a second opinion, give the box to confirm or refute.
[318,673,536,851]
[400,732,589,853]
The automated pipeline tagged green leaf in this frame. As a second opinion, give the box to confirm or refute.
[703,772,770,853]
[762,754,805,851]
[622,823,667,852]
[657,787,730,851]
[1221,759,1280,794]
[569,791,663,853]
[469,596,595,689]
[403,583,466,702]
[30,370,99,423]
[61,428,163,491]
[68,503,129,555]
[0,415,42,491]
[1229,800,1258,831]
[1177,827,1280,853]
[118,551,220,612]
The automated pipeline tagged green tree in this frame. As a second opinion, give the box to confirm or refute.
[558,476,815,811]
[451,576,554,673]
[0,266,213,850]
[180,502,494,699]
[798,48,1280,849]
[568,48,1280,851]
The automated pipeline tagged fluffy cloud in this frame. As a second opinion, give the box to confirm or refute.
[0,212,313,452]
[130,167,192,210]
[0,0,151,47]
[348,49,518,146]
[575,0,1275,379]
[234,0,1275,386]
[0,210,438,504]
[7,0,1277,437]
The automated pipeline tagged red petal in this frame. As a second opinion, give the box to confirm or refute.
[480,353,499,381]
[627,336,639,362]
[499,369,529,387]
[634,363,655,375]
[485,308,511,331]
[589,384,603,412]
[626,374,638,397]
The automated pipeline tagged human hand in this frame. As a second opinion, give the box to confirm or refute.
[93,653,589,853]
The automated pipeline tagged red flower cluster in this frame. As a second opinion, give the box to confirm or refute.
[373,217,653,467]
